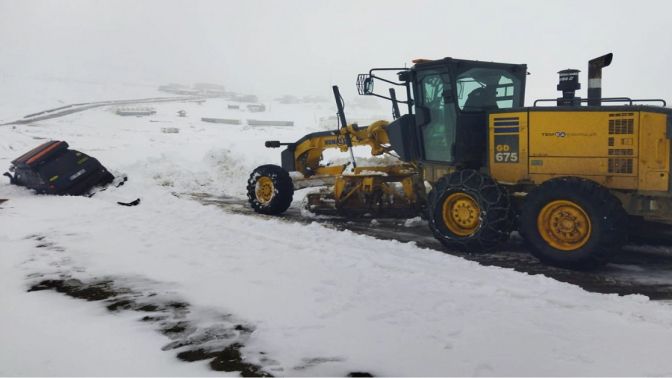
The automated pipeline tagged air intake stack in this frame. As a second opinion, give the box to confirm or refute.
[557,69,581,106]
[587,53,613,106]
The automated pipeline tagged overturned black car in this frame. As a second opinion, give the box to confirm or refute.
[4,140,114,196]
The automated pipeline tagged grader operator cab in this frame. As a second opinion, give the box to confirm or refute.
[247,53,672,270]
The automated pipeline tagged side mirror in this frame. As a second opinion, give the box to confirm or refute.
[356,74,374,95]
[364,77,374,94]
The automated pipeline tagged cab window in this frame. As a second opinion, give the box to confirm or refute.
[457,68,522,112]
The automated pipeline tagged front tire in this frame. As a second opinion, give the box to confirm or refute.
[247,165,294,215]
[428,170,512,252]
[519,177,628,270]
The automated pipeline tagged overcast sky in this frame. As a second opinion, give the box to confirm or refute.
[1,0,671,104]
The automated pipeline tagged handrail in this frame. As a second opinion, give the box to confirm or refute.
[533,97,667,107]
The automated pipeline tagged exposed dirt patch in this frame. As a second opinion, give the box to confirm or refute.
[29,278,117,301]
[141,315,167,322]
[209,343,273,377]
[24,234,276,377]
[176,348,216,362]
[106,299,134,311]
[174,344,273,376]
[29,275,274,376]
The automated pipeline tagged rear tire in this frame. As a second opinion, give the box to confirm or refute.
[519,177,628,270]
[247,164,294,215]
[428,170,513,252]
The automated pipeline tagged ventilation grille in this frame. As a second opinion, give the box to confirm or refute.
[608,149,634,156]
[609,118,634,134]
[608,158,633,174]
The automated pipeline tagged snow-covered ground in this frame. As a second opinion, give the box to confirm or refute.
[3,78,672,376]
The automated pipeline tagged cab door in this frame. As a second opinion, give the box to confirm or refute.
[415,70,458,164]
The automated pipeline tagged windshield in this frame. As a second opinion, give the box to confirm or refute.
[456,68,523,112]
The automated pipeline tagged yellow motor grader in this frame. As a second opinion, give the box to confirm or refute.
[247,53,672,270]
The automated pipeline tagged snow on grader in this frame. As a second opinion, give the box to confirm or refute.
[247,53,672,270]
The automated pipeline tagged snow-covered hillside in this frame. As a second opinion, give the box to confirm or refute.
[2,79,672,376]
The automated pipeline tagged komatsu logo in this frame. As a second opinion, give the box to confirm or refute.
[542,131,597,138]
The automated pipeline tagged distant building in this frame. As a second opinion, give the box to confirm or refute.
[246,104,266,112]
[193,83,228,97]
[276,95,301,104]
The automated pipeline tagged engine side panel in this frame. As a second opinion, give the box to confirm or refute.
[529,110,640,190]
[638,112,670,192]
[489,109,670,193]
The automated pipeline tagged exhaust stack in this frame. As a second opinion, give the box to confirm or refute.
[588,53,613,106]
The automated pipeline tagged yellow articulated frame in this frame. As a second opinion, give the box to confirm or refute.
[334,171,418,202]
[288,117,426,216]
[314,165,348,177]
[331,167,423,215]
[421,162,457,184]
[292,120,391,174]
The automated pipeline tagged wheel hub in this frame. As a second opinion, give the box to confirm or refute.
[255,176,275,204]
[442,192,481,236]
[537,200,592,251]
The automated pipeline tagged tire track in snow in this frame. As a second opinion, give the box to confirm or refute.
[190,193,672,301]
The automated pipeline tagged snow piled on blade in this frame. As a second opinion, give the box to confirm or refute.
[2,77,672,376]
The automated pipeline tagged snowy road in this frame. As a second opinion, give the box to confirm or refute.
[193,193,672,301]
